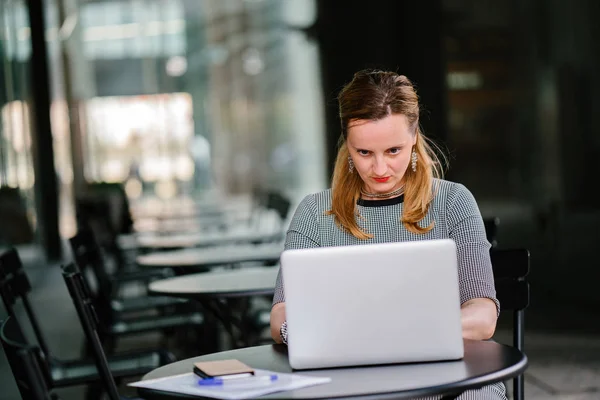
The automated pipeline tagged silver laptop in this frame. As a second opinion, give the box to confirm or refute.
[280,238,464,370]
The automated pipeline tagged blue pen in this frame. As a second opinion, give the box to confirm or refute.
[198,375,278,386]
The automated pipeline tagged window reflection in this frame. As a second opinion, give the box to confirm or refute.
[67,0,326,207]
[2,0,328,240]
[0,0,37,244]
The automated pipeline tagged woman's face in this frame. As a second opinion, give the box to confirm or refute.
[347,113,416,196]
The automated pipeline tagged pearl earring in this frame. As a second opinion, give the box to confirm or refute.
[411,149,417,172]
[348,156,354,173]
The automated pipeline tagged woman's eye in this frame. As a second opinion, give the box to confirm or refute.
[389,148,401,154]
[357,150,370,156]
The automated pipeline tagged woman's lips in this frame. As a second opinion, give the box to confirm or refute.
[373,177,390,183]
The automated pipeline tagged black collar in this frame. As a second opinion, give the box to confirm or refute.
[357,194,405,207]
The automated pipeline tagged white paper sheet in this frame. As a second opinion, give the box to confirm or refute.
[128,369,332,399]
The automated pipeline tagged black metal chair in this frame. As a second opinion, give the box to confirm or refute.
[69,227,185,314]
[266,191,292,224]
[83,182,135,235]
[61,263,148,400]
[490,248,530,400]
[248,189,292,233]
[75,196,171,280]
[0,186,35,246]
[0,316,56,400]
[0,248,176,389]
[67,230,205,352]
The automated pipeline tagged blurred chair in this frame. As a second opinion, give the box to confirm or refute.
[250,189,292,234]
[68,231,205,352]
[69,227,183,314]
[0,316,56,400]
[61,263,148,400]
[491,248,530,400]
[82,182,134,235]
[484,216,500,248]
[0,248,176,390]
[0,186,35,246]
[75,196,153,277]
[267,191,292,226]
[75,196,178,298]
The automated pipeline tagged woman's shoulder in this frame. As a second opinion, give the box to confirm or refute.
[431,178,480,213]
[431,178,478,208]
[432,178,472,197]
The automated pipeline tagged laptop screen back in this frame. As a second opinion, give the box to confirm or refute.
[281,239,464,370]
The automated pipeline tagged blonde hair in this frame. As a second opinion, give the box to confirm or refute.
[327,70,446,239]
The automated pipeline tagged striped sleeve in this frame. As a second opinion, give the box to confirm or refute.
[446,183,500,315]
[272,194,321,305]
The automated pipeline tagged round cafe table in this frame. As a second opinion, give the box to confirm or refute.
[148,266,279,299]
[148,266,279,348]
[135,233,284,256]
[136,242,283,269]
[137,340,527,399]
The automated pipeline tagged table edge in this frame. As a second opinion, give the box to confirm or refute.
[138,343,528,400]
[148,287,275,299]
[138,255,281,268]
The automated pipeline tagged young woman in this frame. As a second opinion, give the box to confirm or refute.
[271,70,505,400]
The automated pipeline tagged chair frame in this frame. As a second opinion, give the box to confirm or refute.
[0,248,52,357]
[62,263,121,400]
[490,248,530,400]
[68,228,203,349]
[0,247,176,389]
[0,316,55,400]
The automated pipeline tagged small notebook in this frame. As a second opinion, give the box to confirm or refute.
[129,368,331,400]
[193,359,255,379]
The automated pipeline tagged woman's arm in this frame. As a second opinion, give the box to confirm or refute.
[270,302,286,343]
[461,298,498,340]
[446,183,500,340]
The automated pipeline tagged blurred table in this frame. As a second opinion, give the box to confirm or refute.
[131,229,284,252]
[136,242,283,269]
[149,266,279,347]
[130,209,258,235]
[148,266,278,299]
[130,195,255,220]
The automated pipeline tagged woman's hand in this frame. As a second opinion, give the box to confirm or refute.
[460,298,498,340]
[270,302,287,343]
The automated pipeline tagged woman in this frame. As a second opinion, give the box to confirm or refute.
[270,70,505,399]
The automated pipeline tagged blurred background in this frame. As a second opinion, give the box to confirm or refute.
[1,0,599,399]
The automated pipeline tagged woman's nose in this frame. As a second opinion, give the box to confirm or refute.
[373,157,387,176]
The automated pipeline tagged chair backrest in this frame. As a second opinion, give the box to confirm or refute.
[68,229,116,329]
[490,247,529,400]
[75,197,116,248]
[0,248,31,312]
[490,248,530,312]
[265,191,291,222]
[75,196,129,272]
[68,228,113,293]
[83,182,134,235]
[0,248,51,356]
[0,316,54,400]
[0,186,35,245]
[61,263,120,400]
[483,217,500,248]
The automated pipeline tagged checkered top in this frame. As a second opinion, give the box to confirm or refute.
[273,178,499,313]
